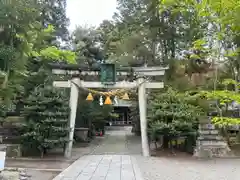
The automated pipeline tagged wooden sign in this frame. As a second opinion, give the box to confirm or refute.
[100,63,116,85]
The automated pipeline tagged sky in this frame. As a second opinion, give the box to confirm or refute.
[66,0,117,31]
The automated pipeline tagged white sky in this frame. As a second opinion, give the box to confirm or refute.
[66,0,117,31]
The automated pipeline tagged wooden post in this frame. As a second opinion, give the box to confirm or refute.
[64,78,79,158]
[138,77,150,157]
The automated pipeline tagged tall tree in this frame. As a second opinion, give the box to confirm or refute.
[38,0,69,42]
[159,0,240,86]
[96,0,205,69]
[0,0,75,107]
[72,26,104,67]
[0,0,40,103]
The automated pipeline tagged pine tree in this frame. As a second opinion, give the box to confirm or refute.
[148,88,203,148]
[21,85,69,157]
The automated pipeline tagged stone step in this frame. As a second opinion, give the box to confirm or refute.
[200,128,217,130]
[199,124,215,129]
[198,135,223,141]
[105,125,132,131]
[197,140,227,146]
[199,130,219,135]
[194,146,232,158]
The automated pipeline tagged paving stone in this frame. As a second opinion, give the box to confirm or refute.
[53,128,240,180]
[91,177,105,180]
[105,173,121,180]
[76,175,91,180]
[76,172,93,179]
[53,129,143,180]
[53,155,142,180]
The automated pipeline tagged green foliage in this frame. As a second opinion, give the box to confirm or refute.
[148,88,203,139]
[38,0,69,41]
[22,57,50,97]
[0,0,74,106]
[160,0,240,81]
[212,117,240,126]
[160,0,240,34]
[21,86,69,156]
[222,79,238,86]
[199,80,240,126]
[78,0,207,68]
[72,26,104,67]
[0,0,39,99]
[40,46,76,63]
[201,90,240,104]
[16,24,76,64]
[0,102,6,122]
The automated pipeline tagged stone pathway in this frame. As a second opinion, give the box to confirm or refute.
[90,126,142,155]
[53,155,143,180]
[53,126,143,180]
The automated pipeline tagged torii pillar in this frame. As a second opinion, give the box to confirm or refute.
[138,77,149,156]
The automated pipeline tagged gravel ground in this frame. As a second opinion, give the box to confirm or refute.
[26,170,58,180]
[0,170,58,180]
[135,156,240,180]
[0,171,19,180]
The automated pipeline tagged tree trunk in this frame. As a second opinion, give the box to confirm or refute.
[163,136,170,149]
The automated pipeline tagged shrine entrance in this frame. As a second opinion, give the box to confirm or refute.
[50,63,167,158]
[112,106,131,126]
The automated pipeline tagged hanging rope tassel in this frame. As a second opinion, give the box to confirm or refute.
[104,96,112,105]
[122,92,130,100]
[99,96,103,106]
[114,96,118,105]
[86,93,94,101]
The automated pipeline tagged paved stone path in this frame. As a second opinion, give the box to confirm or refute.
[53,127,143,180]
[90,126,142,155]
[53,155,143,180]
[53,126,240,180]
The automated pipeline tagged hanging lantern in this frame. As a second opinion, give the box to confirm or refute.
[86,93,94,101]
[122,92,130,100]
[104,96,112,105]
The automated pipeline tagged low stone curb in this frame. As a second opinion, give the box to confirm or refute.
[6,157,74,162]
[193,156,240,160]
[5,167,63,172]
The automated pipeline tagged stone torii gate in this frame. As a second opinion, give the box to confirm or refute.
[50,64,167,158]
